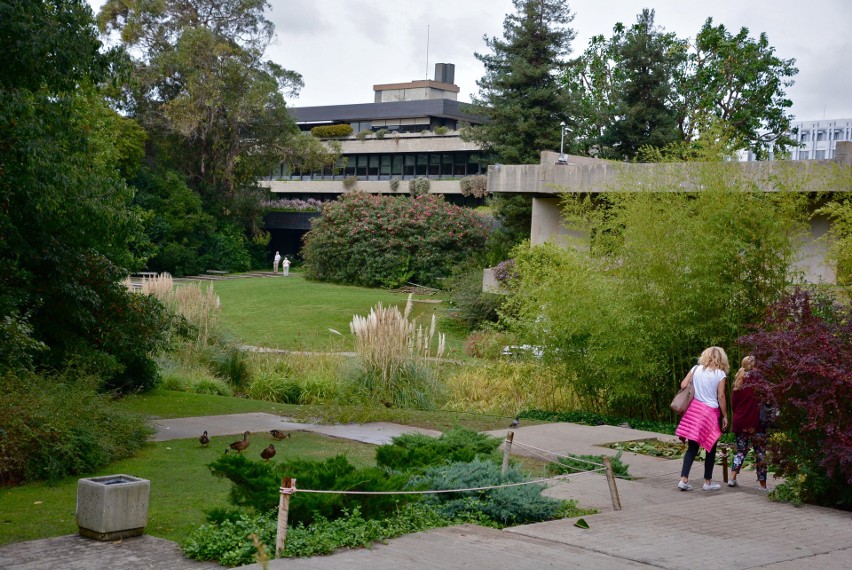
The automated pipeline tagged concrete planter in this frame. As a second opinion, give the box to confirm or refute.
[76,474,150,541]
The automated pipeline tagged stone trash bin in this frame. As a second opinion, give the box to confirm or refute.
[76,474,150,541]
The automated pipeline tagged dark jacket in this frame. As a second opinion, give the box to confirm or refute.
[732,385,761,433]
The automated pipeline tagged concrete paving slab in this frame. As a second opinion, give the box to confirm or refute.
[0,534,218,570]
[507,492,852,569]
[152,413,441,445]
[243,524,653,570]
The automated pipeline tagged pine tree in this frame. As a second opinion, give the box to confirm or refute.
[468,0,576,165]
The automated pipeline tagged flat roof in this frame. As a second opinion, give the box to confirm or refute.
[289,99,481,125]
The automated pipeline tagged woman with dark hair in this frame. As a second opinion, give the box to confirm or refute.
[675,346,729,491]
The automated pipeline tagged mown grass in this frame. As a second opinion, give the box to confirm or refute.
[0,431,376,547]
[114,389,527,432]
[209,274,468,358]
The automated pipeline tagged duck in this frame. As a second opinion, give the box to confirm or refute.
[229,431,251,453]
[270,430,290,440]
[261,444,276,462]
[199,430,210,447]
[509,417,520,428]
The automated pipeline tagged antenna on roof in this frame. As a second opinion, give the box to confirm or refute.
[425,25,430,80]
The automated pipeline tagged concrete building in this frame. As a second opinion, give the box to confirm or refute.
[483,143,852,289]
[265,63,490,196]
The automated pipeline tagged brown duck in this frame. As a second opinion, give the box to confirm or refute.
[270,430,290,440]
[229,431,251,453]
[199,430,210,447]
[261,444,276,462]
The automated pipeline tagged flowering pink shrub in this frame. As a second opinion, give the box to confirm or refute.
[738,288,852,508]
[302,193,488,288]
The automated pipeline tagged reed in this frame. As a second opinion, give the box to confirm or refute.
[139,273,220,347]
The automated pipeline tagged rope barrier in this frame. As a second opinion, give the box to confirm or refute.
[509,440,606,468]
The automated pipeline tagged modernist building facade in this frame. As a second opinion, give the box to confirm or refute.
[265,63,490,195]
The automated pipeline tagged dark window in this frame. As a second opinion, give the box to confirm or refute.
[404,155,416,177]
[453,153,467,176]
[368,155,380,177]
[441,153,453,176]
[428,154,441,176]
[467,153,481,175]
[392,155,403,176]
[380,155,391,177]
[357,155,368,177]
[416,154,428,176]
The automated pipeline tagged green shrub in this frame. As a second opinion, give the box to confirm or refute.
[310,124,353,138]
[389,178,400,192]
[0,371,152,484]
[408,177,430,196]
[302,193,488,288]
[548,451,631,479]
[434,126,449,135]
[342,175,358,190]
[446,266,502,331]
[201,225,252,273]
[374,128,388,140]
[522,409,676,435]
[409,458,565,525]
[356,130,370,141]
[459,175,488,198]
[182,509,276,567]
[208,454,416,526]
[376,427,501,472]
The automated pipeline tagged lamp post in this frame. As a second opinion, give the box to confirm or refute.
[558,121,569,164]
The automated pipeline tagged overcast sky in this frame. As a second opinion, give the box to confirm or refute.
[87,0,852,122]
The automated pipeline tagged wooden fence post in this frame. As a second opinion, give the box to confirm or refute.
[501,431,514,476]
[602,456,622,511]
[275,477,296,558]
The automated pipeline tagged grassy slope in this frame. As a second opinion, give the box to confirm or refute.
[209,274,468,358]
[0,432,376,546]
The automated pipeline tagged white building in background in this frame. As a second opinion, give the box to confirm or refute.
[790,118,852,160]
[742,118,852,161]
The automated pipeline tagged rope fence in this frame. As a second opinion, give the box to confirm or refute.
[272,430,623,555]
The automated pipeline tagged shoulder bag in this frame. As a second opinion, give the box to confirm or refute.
[670,366,696,415]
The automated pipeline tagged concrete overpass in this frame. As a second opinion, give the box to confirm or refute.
[484,142,852,287]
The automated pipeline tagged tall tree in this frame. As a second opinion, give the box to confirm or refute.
[680,19,798,158]
[0,0,170,389]
[566,12,797,160]
[467,0,576,164]
[97,0,303,223]
[603,10,685,160]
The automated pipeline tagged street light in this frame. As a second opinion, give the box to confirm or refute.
[557,121,569,164]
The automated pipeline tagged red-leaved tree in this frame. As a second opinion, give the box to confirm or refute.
[738,288,851,508]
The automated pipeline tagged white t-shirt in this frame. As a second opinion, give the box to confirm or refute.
[691,365,726,408]
[274,253,281,262]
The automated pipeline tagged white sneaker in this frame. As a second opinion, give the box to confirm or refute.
[678,481,693,491]
[728,479,738,487]
[703,482,721,491]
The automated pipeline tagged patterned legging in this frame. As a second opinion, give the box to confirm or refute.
[732,432,767,482]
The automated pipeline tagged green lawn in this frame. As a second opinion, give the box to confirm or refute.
[209,274,468,358]
[0,431,376,547]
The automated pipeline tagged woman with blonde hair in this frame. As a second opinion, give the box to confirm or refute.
[675,346,729,491]
[729,355,768,489]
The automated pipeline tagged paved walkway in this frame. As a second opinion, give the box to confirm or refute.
[2,416,850,569]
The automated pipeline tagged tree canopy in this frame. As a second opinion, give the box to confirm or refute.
[566,12,797,160]
[467,0,576,165]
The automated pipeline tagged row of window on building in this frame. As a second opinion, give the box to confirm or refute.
[277,151,491,180]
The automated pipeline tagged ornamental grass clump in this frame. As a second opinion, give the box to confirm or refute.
[349,295,446,407]
[140,273,220,347]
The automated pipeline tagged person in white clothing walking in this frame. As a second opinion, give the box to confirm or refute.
[273,251,281,273]
[282,256,290,276]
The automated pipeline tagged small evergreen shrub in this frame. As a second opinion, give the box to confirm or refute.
[356,130,370,141]
[302,193,488,288]
[208,454,416,526]
[434,126,450,135]
[376,427,501,472]
[408,177,430,196]
[374,128,388,140]
[310,124,353,138]
[548,451,631,479]
[409,458,565,525]
[389,178,401,192]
